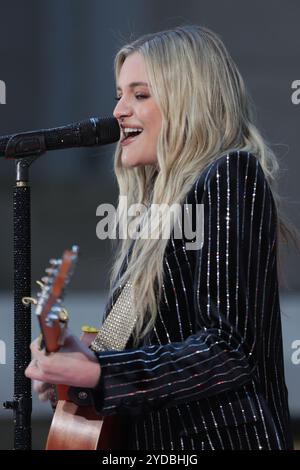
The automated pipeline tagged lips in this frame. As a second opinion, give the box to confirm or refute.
[121,134,142,146]
[121,131,143,145]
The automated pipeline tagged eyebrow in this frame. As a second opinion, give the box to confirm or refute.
[116,81,149,91]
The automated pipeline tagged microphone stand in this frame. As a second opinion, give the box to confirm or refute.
[0,121,119,449]
[3,139,45,450]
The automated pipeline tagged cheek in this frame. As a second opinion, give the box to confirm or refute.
[146,113,161,137]
[152,122,162,143]
[141,104,162,131]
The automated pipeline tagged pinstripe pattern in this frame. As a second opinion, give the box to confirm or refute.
[92,151,293,450]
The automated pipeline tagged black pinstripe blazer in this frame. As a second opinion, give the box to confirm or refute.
[91,150,293,450]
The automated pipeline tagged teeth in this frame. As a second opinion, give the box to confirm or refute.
[123,128,143,138]
[123,128,143,132]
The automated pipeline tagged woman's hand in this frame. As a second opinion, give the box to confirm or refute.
[33,380,56,403]
[25,333,101,389]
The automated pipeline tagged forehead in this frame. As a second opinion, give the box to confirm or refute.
[117,52,149,90]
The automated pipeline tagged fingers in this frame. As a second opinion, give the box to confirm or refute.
[32,380,56,402]
[25,333,100,388]
[30,336,46,356]
[38,388,52,402]
[38,386,57,403]
[26,336,52,381]
[25,359,42,381]
[33,380,51,394]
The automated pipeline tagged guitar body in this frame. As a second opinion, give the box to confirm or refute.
[46,401,104,450]
[46,402,119,450]
[46,331,120,450]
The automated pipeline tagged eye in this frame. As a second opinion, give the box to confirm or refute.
[135,94,149,100]
[114,94,149,101]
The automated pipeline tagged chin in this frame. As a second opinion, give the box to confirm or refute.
[121,157,138,168]
[121,154,143,168]
[121,152,158,168]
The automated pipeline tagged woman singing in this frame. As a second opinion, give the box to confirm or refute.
[25,25,295,450]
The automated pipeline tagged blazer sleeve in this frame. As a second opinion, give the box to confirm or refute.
[91,152,277,416]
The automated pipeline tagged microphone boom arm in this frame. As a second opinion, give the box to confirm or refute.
[0,116,120,159]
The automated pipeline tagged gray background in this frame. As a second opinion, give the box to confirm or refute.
[0,0,299,449]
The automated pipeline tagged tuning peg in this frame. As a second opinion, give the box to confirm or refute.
[45,268,57,276]
[49,306,61,314]
[49,259,62,266]
[45,312,59,327]
[45,306,69,327]
[36,280,51,295]
[58,308,69,322]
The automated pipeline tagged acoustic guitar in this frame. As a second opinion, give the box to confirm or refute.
[23,246,118,450]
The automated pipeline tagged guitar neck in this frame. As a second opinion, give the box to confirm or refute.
[39,315,65,353]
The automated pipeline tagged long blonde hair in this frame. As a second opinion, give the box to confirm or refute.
[109,25,298,344]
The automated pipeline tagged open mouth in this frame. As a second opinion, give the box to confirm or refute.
[121,128,143,144]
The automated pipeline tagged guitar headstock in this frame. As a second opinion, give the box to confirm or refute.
[24,246,79,353]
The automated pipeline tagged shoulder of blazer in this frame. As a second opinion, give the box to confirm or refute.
[164,151,263,257]
[187,150,261,203]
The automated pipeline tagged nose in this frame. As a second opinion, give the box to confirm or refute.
[113,97,133,120]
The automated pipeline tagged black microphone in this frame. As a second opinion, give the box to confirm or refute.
[0,116,120,159]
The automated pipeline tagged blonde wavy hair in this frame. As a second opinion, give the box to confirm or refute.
[109,25,297,345]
